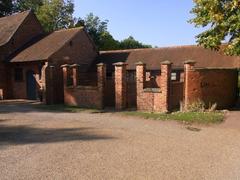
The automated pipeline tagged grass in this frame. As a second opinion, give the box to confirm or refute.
[33,104,225,124]
[123,111,225,124]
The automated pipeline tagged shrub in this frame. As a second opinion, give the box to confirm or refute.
[186,99,205,112]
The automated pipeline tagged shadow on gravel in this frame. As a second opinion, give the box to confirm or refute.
[0,100,43,114]
[0,101,135,114]
[0,125,115,147]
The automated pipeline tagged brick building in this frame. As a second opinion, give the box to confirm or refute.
[1,11,240,111]
[0,11,97,103]
[95,47,240,111]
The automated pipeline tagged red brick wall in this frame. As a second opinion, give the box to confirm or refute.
[10,63,42,99]
[114,62,127,110]
[62,64,106,109]
[125,70,183,110]
[136,62,172,112]
[104,71,137,108]
[64,87,103,108]
[185,66,238,109]
[49,30,98,104]
[0,12,43,99]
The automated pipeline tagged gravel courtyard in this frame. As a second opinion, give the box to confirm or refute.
[1,101,240,180]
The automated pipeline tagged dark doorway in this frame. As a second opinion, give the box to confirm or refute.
[26,70,37,100]
[105,77,115,107]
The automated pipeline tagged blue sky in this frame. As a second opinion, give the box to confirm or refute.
[73,0,204,47]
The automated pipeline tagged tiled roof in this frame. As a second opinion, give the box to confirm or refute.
[0,11,30,46]
[10,27,84,62]
[97,45,240,70]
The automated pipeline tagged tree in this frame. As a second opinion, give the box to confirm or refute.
[0,0,14,17]
[99,32,120,50]
[190,0,240,55]
[1,0,74,33]
[36,0,74,32]
[74,13,152,50]
[119,36,152,49]
[15,0,43,12]
[75,13,110,48]
[74,13,120,50]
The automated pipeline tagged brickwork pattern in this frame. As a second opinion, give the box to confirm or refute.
[184,62,238,109]
[62,63,106,109]
[114,62,127,110]
[10,63,42,100]
[0,12,43,100]
[136,61,172,112]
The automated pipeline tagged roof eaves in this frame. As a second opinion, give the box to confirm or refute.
[0,10,31,46]
[99,45,200,54]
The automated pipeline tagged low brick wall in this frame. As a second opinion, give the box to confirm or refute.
[135,61,172,112]
[136,88,163,112]
[62,63,106,109]
[64,86,103,108]
[184,62,238,109]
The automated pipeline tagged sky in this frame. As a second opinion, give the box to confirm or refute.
[73,0,204,47]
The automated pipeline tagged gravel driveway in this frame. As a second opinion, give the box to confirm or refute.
[0,101,240,180]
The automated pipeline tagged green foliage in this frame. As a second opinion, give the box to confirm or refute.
[99,32,120,50]
[74,13,152,50]
[124,111,224,124]
[0,0,14,17]
[74,13,114,50]
[119,36,152,49]
[15,0,43,12]
[190,0,240,55]
[186,99,206,112]
[8,0,74,32]
[36,0,74,32]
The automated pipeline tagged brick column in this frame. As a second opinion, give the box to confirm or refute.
[160,61,172,112]
[71,64,80,87]
[61,64,70,88]
[184,60,196,109]
[136,62,146,110]
[113,62,127,110]
[97,63,106,109]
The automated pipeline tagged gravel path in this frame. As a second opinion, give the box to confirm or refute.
[0,101,240,180]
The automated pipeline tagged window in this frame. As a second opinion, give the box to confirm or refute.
[171,72,177,81]
[14,68,23,82]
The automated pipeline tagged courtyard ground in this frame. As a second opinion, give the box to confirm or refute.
[0,100,240,180]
